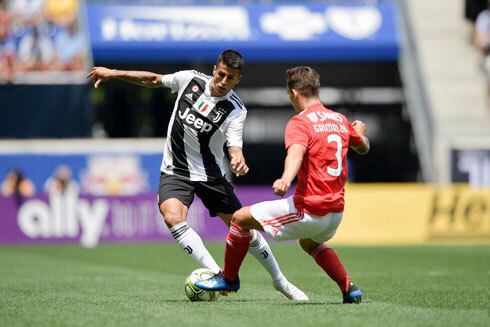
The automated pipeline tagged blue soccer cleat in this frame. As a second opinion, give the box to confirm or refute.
[194,271,240,292]
[342,281,362,304]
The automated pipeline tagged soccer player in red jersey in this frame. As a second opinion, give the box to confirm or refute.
[196,66,370,303]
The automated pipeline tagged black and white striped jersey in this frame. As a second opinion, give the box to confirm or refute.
[160,70,247,182]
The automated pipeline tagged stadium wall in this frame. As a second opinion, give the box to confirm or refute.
[1,184,488,247]
[0,140,488,247]
[337,184,490,244]
[0,85,92,138]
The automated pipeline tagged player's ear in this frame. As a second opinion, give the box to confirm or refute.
[291,88,300,99]
[236,74,243,84]
[213,65,217,75]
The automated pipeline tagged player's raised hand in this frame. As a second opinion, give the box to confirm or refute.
[352,120,366,136]
[273,178,290,197]
[86,67,114,88]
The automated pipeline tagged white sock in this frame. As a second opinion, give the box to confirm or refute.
[248,231,285,282]
[170,222,221,274]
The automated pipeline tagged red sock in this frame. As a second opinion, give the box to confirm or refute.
[309,243,350,292]
[223,222,251,281]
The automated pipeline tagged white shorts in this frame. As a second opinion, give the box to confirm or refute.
[250,196,343,243]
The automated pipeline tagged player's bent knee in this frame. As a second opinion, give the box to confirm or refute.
[159,199,188,228]
[232,206,263,230]
[160,205,185,228]
[231,207,250,226]
[162,212,185,228]
[298,239,319,253]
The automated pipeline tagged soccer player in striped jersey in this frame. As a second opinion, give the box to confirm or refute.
[86,50,308,301]
[195,66,370,304]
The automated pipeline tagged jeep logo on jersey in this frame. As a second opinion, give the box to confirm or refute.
[178,107,213,133]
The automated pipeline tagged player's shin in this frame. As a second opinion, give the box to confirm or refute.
[309,243,350,292]
[248,230,285,282]
[223,222,250,281]
[170,222,221,274]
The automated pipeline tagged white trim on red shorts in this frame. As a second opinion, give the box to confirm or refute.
[261,210,304,228]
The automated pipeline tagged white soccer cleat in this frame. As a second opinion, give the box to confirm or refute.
[273,279,309,301]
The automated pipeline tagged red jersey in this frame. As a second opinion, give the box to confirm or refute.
[284,103,363,216]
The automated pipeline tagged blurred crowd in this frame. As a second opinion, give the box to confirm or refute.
[0,0,88,83]
[1,165,79,198]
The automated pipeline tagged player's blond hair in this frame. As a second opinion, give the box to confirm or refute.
[285,66,320,97]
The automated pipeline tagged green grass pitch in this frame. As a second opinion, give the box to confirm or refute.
[0,243,489,327]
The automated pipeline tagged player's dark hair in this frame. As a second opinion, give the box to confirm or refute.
[216,49,244,71]
[285,66,320,97]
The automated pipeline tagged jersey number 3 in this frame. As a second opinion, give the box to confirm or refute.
[327,134,342,177]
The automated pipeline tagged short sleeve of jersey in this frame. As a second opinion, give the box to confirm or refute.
[161,70,193,93]
[224,108,247,148]
[348,122,363,147]
[285,118,309,150]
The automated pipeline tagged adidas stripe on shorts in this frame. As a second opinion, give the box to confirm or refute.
[250,196,343,243]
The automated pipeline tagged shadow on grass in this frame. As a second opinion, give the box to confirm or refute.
[280,302,340,306]
[152,298,370,306]
[280,301,369,306]
[158,299,257,304]
[157,299,190,303]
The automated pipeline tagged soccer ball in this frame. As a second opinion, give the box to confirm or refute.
[184,268,220,302]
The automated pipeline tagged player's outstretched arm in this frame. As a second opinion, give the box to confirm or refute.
[273,144,307,196]
[350,120,370,155]
[86,67,164,88]
[228,146,249,177]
